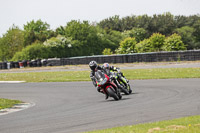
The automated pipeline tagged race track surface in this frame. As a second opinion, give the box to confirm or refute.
[0,79,200,133]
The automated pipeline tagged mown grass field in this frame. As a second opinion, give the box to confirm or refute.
[0,98,22,110]
[0,67,200,82]
[85,115,200,133]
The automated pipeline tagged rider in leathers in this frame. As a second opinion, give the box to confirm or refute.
[102,63,131,94]
[89,61,107,98]
[89,61,127,99]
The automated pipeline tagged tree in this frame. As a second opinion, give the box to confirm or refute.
[55,26,65,35]
[163,33,186,51]
[121,15,137,31]
[174,15,189,28]
[123,28,148,42]
[23,19,54,47]
[0,25,24,61]
[148,12,175,36]
[98,15,122,31]
[43,35,74,58]
[65,20,106,56]
[135,14,151,31]
[174,26,195,49]
[12,42,49,61]
[101,29,126,51]
[193,20,200,42]
[116,37,137,54]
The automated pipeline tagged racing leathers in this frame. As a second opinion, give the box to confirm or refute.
[90,65,128,93]
[90,65,103,92]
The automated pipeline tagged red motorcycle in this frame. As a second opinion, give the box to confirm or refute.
[95,70,122,100]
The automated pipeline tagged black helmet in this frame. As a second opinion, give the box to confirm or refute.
[89,61,98,71]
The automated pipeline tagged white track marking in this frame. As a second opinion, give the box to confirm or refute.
[0,81,25,83]
[0,103,35,116]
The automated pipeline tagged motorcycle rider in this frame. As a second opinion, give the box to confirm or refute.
[89,61,109,99]
[102,63,131,94]
[89,61,129,99]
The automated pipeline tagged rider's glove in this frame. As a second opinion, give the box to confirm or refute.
[117,69,121,73]
[96,86,101,92]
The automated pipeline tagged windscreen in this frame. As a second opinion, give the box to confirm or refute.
[94,70,105,83]
[103,68,110,76]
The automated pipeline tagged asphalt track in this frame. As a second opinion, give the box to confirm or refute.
[0,79,200,133]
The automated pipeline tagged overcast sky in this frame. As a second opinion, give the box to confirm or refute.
[0,0,200,36]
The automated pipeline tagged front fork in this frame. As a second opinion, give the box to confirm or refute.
[111,79,121,94]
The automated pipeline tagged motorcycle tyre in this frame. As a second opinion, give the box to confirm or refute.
[128,84,132,94]
[118,93,122,100]
[120,82,129,95]
[107,87,119,101]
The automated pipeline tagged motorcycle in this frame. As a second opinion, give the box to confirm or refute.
[103,68,132,95]
[117,71,132,94]
[94,70,122,100]
[110,72,132,95]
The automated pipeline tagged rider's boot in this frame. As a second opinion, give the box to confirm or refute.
[105,94,109,100]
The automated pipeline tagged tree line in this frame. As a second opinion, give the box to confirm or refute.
[0,12,200,61]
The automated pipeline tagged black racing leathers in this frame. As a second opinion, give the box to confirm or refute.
[90,65,120,87]
[90,65,103,87]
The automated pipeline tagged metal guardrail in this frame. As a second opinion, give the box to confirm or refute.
[0,50,200,69]
[60,50,200,65]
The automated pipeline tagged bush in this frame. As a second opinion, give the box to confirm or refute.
[163,33,186,51]
[43,35,73,58]
[135,39,151,53]
[102,48,113,55]
[149,33,165,51]
[12,43,49,61]
[116,37,137,54]
[135,33,165,53]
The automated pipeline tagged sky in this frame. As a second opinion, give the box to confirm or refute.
[0,0,200,36]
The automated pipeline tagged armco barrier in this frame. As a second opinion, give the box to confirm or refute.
[59,50,200,65]
[0,50,200,69]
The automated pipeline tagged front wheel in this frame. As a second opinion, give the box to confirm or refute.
[118,92,122,100]
[120,82,129,95]
[127,84,132,94]
[106,87,119,101]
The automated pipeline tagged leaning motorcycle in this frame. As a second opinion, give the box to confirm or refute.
[95,70,122,100]
[110,71,132,95]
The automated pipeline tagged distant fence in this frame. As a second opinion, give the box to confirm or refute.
[0,50,200,69]
[60,50,200,65]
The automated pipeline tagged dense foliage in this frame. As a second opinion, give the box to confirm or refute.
[12,42,49,61]
[116,37,137,54]
[0,13,200,61]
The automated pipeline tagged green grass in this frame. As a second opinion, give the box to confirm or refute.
[0,98,22,110]
[85,115,200,133]
[0,68,200,82]
[123,67,200,80]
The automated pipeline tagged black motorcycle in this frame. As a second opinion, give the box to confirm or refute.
[109,71,132,95]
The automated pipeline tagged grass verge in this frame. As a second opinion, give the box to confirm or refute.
[85,115,200,133]
[0,98,22,110]
[0,68,200,82]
